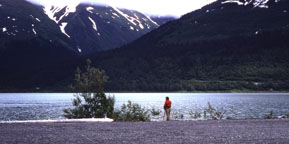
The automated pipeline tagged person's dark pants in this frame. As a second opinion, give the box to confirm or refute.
[164,108,171,121]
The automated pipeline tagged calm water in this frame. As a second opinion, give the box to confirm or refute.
[0,93,289,121]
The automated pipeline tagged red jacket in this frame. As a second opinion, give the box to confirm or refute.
[164,100,172,109]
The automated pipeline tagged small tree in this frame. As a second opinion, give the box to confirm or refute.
[63,59,115,119]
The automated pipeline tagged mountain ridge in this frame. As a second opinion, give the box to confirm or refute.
[41,3,160,53]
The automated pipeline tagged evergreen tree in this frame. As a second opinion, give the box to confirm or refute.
[63,59,115,119]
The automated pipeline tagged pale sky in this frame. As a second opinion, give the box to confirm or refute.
[27,0,216,17]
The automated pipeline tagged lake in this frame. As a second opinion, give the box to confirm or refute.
[0,93,289,121]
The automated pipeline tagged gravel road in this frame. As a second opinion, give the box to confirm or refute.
[0,119,289,144]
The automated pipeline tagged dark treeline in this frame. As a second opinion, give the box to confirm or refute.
[93,29,289,92]
[1,30,289,92]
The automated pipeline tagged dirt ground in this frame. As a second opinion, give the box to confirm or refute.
[0,119,289,144]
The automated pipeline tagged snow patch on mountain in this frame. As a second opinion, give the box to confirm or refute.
[86,7,94,14]
[31,24,37,35]
[60,22,70,38]
[30,15,41,22]
[43,6,61,23]
[77,46,82,53]
[35,18,41,22]
[43,5,76,23]
[146,16,159,26]
[112,7,155,30]
[222,0,280,8]
[112,7,137,25]
[32,28,37,35]
[2,27,7,32]
[112,13,120,17]
[88,17,97,31]
[43,5,76,38]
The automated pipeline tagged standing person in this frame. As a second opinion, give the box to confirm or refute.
[164,97,172,121]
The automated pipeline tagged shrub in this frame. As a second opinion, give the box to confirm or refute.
[113,101,150,122]
[172,111,184,120]
[264,110,274,119]
[150,107,161,116]
[205,102,226,120]
[189,111,202,119]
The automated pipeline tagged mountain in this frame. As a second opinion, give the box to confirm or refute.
[0,0,77,68]
[1,0,289,92]
[0,0,160,59]
[138,0,289,46]
[83,0,289,92]
[45,3,159,54]
[0,0,159,91]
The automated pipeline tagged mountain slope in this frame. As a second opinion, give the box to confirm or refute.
[137,0,289,46]
[0,0,77,68]
[53,4,159,54]
[84,0,289,92]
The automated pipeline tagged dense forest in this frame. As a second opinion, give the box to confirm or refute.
[89,29,289,92]
[3,29,286,92]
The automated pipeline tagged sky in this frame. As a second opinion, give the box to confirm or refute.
[27,0,216,17]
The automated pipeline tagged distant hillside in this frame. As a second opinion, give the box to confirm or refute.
[150,16,176,25]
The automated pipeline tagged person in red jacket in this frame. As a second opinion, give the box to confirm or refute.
[164,97,172,121]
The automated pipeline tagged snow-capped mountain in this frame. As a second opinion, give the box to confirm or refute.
[43,3,159,53]
[0,0,77,68]
[81,0,289,92]
[0,0,73,45]
[0,0,160,57]
[0,0,162,88]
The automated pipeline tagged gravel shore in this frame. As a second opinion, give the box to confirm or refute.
[0,119,289,144]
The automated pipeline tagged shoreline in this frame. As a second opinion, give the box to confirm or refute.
[1,117,288,123]
[0,91,288,94]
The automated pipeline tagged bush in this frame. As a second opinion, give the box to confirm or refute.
[264,110,274,119]
[205,102,226,120]
[189,111,201,119]
[113,101,150,122]
[150,107,161,116]
[172,112,184,120]
[63,59,115,119]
